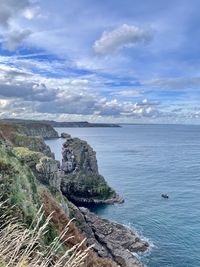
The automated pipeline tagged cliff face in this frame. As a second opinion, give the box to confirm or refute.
[2,119,120,128]
[0,138,117,267]
[17,122,59,138]
[0,124,148,267]
[0,121,59,139]
[60,137,123,204]
[0,122,56,157]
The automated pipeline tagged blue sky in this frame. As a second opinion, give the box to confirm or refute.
[0,0,200,123]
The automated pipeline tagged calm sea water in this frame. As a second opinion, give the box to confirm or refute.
[46,124,200,267]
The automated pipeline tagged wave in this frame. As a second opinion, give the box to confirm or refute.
[124,221,156,251]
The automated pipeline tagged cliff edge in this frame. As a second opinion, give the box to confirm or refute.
[0,124,148,267]
[0,121,58,157]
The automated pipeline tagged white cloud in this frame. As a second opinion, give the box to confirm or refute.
[0,99,10,108]
[23,6,40,20]
[94,24,152,55]
[70,79,89,86]
[0,61,162,120]
[1,56,197,123]
[143,77,200,90]
[113,90,142,97]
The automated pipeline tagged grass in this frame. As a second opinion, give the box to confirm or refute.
[0,143,41,225]
[0,201,89,267]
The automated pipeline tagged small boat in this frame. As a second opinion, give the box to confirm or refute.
[161,194,169,199]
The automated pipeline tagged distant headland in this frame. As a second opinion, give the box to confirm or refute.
[1,118,121,128]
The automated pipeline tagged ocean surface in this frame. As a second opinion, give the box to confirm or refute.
[46,124,200,267]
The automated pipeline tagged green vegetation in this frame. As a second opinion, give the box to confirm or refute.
[14,147,43,167]
[0,160,14,176]
[0,122,118,267]
[0,143,40,225]
[64,172,114,200]
[0,143,64,245]
[11,133,49,154]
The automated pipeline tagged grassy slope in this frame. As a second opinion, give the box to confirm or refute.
[0,140,116,267]
[0,142,40,225]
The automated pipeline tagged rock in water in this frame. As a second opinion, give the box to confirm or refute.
[60,132,71,139]
[61,137,123,204]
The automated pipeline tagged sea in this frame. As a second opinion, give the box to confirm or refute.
[45,124,200,267]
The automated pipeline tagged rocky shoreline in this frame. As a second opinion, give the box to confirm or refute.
[0,123,149,267]
[67,194,124,206]
[58,133,149,266]
[80,207,148,267]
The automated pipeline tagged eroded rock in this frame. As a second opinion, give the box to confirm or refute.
[36,157,61,190]
[60,137,123,204]
[80,207,149,267]
[60,132,71,139]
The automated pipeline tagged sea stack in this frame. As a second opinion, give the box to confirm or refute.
[60,137,124,205]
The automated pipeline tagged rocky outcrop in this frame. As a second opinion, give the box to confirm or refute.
[36,157,61,190]
[60,132,71,139]
[11,134,54,158]
[80,208,148,267]
[13,146,61,190]
[60,137,123,204]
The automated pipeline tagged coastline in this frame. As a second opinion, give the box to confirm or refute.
[47,130,149,267]
[0,120,149,267]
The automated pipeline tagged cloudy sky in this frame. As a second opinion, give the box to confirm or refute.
[0,0,200,123]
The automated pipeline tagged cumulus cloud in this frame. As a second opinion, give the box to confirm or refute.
[94,24,152,55]
[0,60,162,120]
[0,81,57,102]
[0,64,58,102]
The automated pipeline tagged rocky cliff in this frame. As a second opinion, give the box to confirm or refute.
[0,121,59,138]
[2,119,120,128]
[60,137,124,204]
[0,124,148,267]
[0,121,57,157]
[0,139,116,267]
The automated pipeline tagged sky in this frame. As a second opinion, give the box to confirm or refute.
[0,0,200,123]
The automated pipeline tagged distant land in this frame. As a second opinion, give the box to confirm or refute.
[1,118,120,128]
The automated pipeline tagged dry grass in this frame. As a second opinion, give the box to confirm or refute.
[0,201,90,267]
[40,189,117,267]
